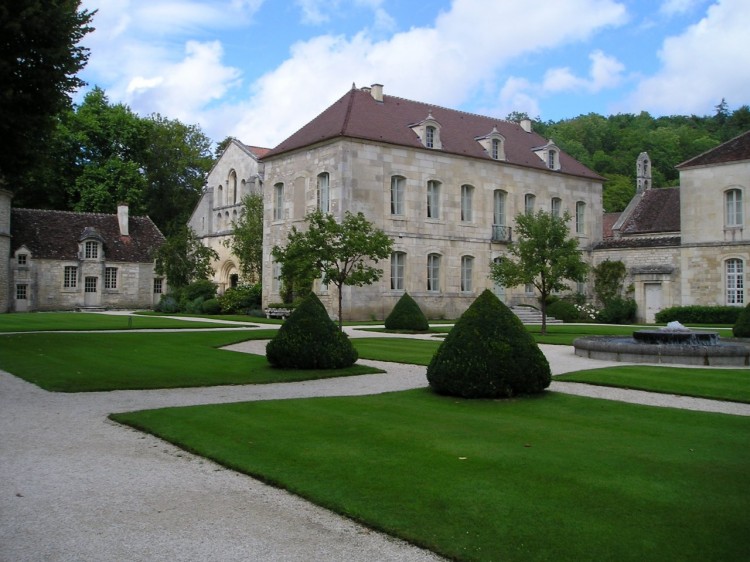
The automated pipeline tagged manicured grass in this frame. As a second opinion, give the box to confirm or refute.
[0,331,380,392]
[112,389,750,562]
[353,337,441,365]
[556,365,750,403]
[0,312,256,332]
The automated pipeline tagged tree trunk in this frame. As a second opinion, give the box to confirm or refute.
[540,292,548,335]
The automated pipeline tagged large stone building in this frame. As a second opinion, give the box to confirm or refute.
[593,131,750,322]
[1,190,166,312]
[258,84,603,320]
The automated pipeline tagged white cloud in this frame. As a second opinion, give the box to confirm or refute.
[625,0,750,115]
[659,0,705,16]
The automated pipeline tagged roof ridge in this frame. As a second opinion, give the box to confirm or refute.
[339,88,357,135]
[12,207,149,218]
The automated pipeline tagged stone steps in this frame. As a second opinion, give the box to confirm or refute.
[510,306,563,324]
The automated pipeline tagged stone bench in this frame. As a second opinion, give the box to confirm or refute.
[264,307,292,319]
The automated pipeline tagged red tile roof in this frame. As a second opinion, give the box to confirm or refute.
[264,86,603,181]
[602,212,621,238]
[677,129,750,169]
[11,208,165,262]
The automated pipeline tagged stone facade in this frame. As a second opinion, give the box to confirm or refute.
[0,189,11,313]
[188,139,267,292]
[3,203,166,313]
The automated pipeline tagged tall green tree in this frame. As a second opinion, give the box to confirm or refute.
[272,210,393,329]
[225,193,264,283]
[154,226,219,289]
[0,0,94,187]
[490,210,588,334]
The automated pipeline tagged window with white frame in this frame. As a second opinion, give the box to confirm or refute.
[64,266,77,288]
[84,276,97,293]
[551,197,561,218]
[726,189,743,227]
[16,284,27,300]
[726,258,745,305]
[427,180,440,219]
[317,172,330,213]
[525,283,535,294]
[525,194,535,215]
[494,190,506,226]
[391,252,405,290]
[17,254,27,265]
[390,176,405,215]
[105,267,118,289]
[461,184,473,222]
[427,254,441,292]
[460,256,474,292]
[153,278,163,294]
[426,126,436,149]
[576,201,586,234]
[273,183,284,220]
[491,138,501,160]
[272,261,282,292]
[548,149,557,169]
[85,241,98,259]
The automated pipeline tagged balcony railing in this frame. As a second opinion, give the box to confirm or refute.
[491,224,512,243]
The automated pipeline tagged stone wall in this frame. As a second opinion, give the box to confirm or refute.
[0,189,11,313]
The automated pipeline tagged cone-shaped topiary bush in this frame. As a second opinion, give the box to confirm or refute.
[384,292,429,331]
[266,292,358,369]
[427,289,551,398]
[732,302,750,337]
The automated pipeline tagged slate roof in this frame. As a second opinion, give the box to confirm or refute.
[11,208,165,262]
[619,187,681,235]
[264,86,603,181]
[594,236,681,250]
[677,129,750,169]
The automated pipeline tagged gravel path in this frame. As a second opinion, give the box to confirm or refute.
[2,325,748,561]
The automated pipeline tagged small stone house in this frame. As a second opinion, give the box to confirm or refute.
[1,190,166,312]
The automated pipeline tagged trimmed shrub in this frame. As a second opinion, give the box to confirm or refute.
[597,297,637,324]
[427,289,551,399]
[546,299,578,323]
[154,294,179,313]
[655,305,741,325]
[384,293,429,331]
[183,296,205,314]
[201,298,221,315]
[219,283,261,314]
[733,303,750,337]
[183,279,217,302]
[266,292,358,369]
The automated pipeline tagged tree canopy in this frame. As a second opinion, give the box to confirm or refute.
[272,210,393,329]
[490,210,588,334]
[0,0,94,187]
[154,226,219,289]
[225,193,264,283]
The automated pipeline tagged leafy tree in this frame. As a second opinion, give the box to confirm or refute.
[154,226,219,289]
[602,174,635,213]
[224,193,263,282]
[592,260,627,306]
[272,210,393,329]
[490,210,588,334]
[0,0,94,187]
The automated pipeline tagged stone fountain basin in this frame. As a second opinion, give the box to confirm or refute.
[573,335,750,367]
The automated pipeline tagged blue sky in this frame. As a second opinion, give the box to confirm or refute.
[78,0,750,147]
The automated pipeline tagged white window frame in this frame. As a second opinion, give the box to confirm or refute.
[153,278,164,294]
[525,194,536,215]
[391,251,405,290]
[84,276,97,293]
[64,266,78,288]
[551,197,561,218]
[17,254,27,265]
[491,138,500,160]
[461,184,473,222]
[461,256,474,292]
[390,176,405,215]
[427,180,440,219]
[317,172,330,213]
[16,284,27,300]
[726,189,743,227]
[726,258,745,305]
[427,254,441,292]
[426,126,435,149]
[273,183,284,221]
[84,241,98,259]
[494,190,506,226]
[576,201,586,234]
[105,267,118,289]
[272,261,282,293]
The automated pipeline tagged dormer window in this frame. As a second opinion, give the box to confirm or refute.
[548,149,557,169]
[17,254,27,265]
[84,241,99,259]
[410,113,442,150]
[475,127,506,160]
[532,139,561,171]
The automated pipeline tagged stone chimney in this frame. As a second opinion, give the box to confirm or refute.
[117,203,129,236]
[520,118,532,133]
[370,83,383,102]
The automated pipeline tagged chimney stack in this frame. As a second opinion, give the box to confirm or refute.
[370,83,383,102]
[117,204,129,236]
[520,118,532,133]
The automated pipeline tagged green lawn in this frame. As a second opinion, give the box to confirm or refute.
[0,331,380,392]
[112,389,750,562]
[353,337,441,365]
[556,365,750,403]
[0,312,256,332]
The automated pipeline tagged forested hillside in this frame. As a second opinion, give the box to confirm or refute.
[530,101,750,212]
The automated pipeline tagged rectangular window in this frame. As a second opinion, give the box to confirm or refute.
[726,189,743,227]
[494,190,506,226]
[105,267,118,289]
[427,254,440,292]
[317,173,330,213]
[525,194,535,215]
[427,180,440,219]
[64,266,77,288]
[426,126,435,148]
[84,276,97,293]
[576,201,586,234]
[548,149,556,169]
[85,241,98,259]
[461,184,473,222]
[390,176,404,215]
[16,284,27,300]
[727,259,745,305]
[272,261,282,292]
[273,183,284,221]
[491,138,500,160]
[17,254,27,265]
[391,252,405,290]
[551,197,561,218]
[461,256,474,292]
[153,278,163,294]
[525,283,534,295]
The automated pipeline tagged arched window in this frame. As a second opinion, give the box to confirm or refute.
[491,138,501,160]
[427,254,441,292]
[575,201,586,234]
[461,256,474,292]
[426,126,436,149]
[317,172,330,213]
[548,149,557,169]
[391,252,405,290]
[726,258,745,305]
[390,176,405,215]
[217,185,223,207]
[461,184,474,222]
[726,189,743,227]
[228,170,237,205]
